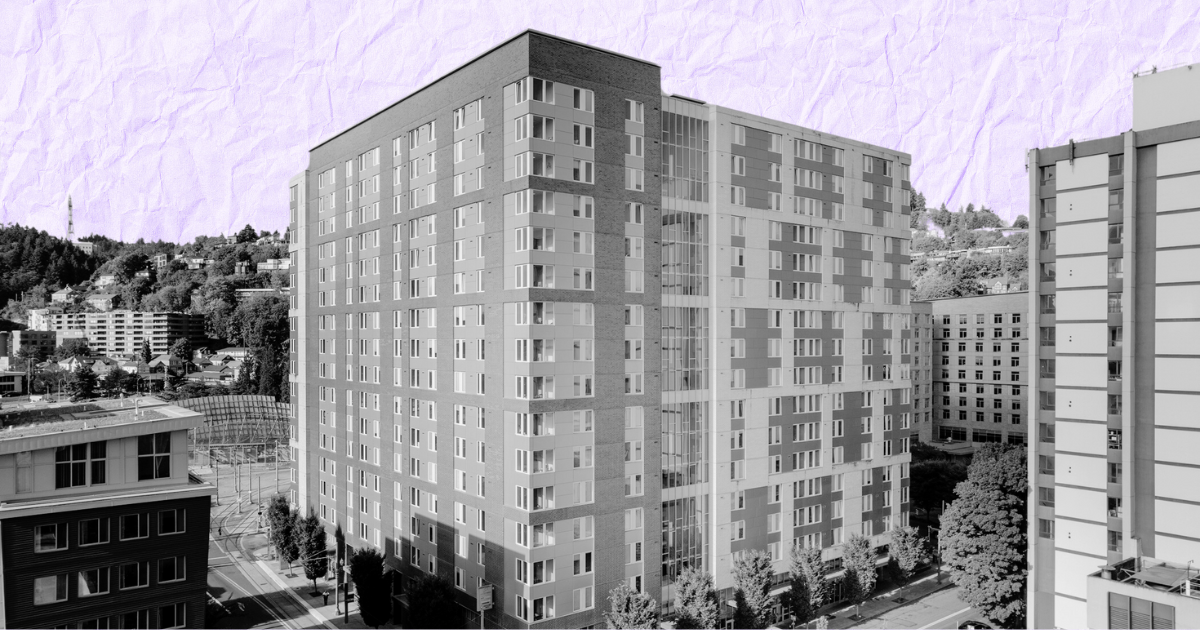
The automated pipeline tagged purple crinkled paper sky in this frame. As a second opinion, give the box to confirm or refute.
[2,0,1199,242]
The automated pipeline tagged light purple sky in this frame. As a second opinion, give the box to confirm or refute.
[3,1,1198,242]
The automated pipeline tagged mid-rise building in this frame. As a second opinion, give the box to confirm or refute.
[1029,63,1200,630]
[0,398,213,628]
[11,330,58,358]
[27,310,206,359]
[291,30,918,628]
[920,292,1029,447]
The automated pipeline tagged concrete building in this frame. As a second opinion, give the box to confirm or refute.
[0,398,214,628]
[11,330,58,358]
[27,311,206,359]
[0,371,27,395]
[920,292,1030,449]
[290,30,918,628]
[1028,63,1200,630]
[910,302,935,442]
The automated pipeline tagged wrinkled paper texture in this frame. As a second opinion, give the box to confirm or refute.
[3,0,1199,241]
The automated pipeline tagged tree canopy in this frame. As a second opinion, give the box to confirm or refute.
[843,533,878,619]
[942,443,1028,628]
[732,549,775,629]
[784,543,828,628]
[348,548,390,629]
[604,583,659,629]
[405,574,460,629]
[673,567,720,629]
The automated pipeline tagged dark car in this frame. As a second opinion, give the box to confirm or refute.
[959,621,991,629]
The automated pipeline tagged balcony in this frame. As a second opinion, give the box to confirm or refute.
[1089,557,1200,630]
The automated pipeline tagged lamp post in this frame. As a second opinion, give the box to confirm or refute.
[930,526,942,584]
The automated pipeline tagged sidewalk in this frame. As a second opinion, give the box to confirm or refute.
[238,530,388,630]
[825,568,955,629]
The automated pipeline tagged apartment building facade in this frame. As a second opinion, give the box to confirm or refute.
[27,310,206,358]
[290,30,918,629]
[910,302,934,442]
[0,398,213,629]
[1029,64,1200,629]
[921,292,1029,447]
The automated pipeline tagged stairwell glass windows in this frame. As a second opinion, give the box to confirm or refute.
[137,432,171,481]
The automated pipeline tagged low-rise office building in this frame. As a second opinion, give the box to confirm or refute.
[0,397,214,628]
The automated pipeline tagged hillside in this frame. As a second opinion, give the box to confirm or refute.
[908,192,1029,300]
[0,223,291,401]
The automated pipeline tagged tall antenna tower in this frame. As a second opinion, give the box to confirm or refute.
[67,195,75,242]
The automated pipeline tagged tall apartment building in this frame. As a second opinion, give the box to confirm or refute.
[290,30,918,628]
[0,398,213,628]
[910,302,934,442]
[920,292,1029,447]
[1029,64,1200,630]
[27,309,206,358]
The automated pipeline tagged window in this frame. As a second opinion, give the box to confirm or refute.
[572,87,594,112]
[119,561,150,590]
[158,556,186,583]
[33,574,68,605]
[626,99,644,123]
[159,603,187,629]
[78,566,110,597]
[79,518,109,546]
[55,441,106,488]
[35,523,68,552]
[159,509,185,535]
[1038,518,1054,539]
[137,432,171,480]
[120,513,150,540]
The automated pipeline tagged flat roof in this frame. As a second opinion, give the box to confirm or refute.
[312,29,658,153]
[0,397,202,448]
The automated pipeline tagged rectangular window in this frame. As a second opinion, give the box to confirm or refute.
[33,574,68,605]
[35,523,68,553]
[158,556,186,583]
[159,509,185,535]
[120,513,150,541]
[119,561,150,590]
[137,432,171,480]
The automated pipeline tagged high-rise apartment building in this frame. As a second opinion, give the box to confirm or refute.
[26,309,206,358]
[289,30,918,628]
[921,292,1029,446]
[910,301,934,442]
[1029,64,1200,630]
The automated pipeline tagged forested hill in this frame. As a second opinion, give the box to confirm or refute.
[0,224,101,311]
[907,192,1030,301]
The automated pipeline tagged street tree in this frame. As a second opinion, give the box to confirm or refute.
[604,582,659,629]
[731,549,775,629]
[888,526,928,602]
[909,443,969,520]
[784,543,828,628]
[296,508,328,595]
[942,443,1028,628]
[69,362,98,399]
[843,533,877,620]
[170,337,192,372]
[139,339,153,366]
[1013,214,1029,229]
[406,573,460,629]
[266,495,298,568]
[348,548,390,629]
[672,566,719,629]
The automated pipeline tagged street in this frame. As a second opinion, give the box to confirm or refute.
[852,583,977,629]
[202,463,329,629]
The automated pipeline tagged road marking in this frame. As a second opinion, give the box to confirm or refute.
[919,606,973,630]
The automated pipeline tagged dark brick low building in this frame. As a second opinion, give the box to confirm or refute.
[0,398,214,629]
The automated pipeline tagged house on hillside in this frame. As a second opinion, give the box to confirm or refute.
[86,293,118,311]
[95,274,118,288]
[50,287,77,304]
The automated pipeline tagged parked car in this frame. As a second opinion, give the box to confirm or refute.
[959,620,992,629]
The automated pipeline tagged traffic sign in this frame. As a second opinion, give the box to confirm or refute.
[477,584,493,611]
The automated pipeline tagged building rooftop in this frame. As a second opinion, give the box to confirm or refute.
[0,397,202,451]
[1096,557,1200,600]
